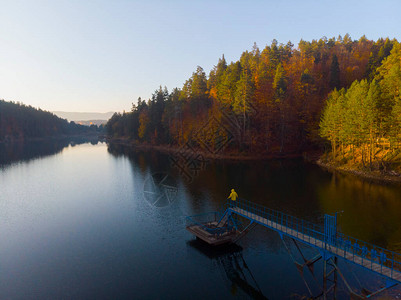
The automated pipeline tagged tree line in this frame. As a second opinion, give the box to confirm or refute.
[0,100,101,142]
[107,35,398,156]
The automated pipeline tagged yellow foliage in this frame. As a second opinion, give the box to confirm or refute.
[138,110,149,139]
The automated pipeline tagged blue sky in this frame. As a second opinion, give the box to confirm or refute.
[0,0,400,112]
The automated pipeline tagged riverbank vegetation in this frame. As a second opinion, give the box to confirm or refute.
[0,100,103,142]
[320,42,401,175]
[107,36,398,162]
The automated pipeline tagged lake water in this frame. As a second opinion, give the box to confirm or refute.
[1,141,401,299]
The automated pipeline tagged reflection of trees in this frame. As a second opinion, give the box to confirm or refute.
[0,138,99,167]
[176,158,327,222]
[107,143,173,177]
[187,239,269,299]
[106,144,328,224]
[317,172,401,251]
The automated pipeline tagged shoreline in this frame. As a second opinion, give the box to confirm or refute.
[316,159,401,185]
[106,138,305,161]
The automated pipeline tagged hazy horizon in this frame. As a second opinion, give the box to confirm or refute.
[52,111,115,122]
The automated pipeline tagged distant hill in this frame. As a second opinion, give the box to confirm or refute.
[76,120,108,126]
[52,111,115,122]
[0,100,97,142]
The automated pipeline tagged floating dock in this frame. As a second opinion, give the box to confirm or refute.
[186,210,256,246]
[186,221,240,245]
[186,211,242,246]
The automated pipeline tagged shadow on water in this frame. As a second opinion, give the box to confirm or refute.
[0,137,100,167]
[187,239,269,300]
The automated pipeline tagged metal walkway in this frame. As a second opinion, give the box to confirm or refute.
[187,199,401,285]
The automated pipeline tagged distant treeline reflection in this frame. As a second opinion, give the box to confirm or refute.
[0,138,100,167]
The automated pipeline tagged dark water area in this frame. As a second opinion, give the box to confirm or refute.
[1,142,401,299]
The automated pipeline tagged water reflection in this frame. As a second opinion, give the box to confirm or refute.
[108,143,401,297]
[107,143,172,176]
[107,143,401,249]
[109,143,401,253]
[0,137,100,167]
[2,141,401,299]
[317,172,401,251]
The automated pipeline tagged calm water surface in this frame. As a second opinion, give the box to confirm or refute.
[1,141,401,299]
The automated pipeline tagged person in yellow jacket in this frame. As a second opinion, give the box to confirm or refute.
[227,189,238,202]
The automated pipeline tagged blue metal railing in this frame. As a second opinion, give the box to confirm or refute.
[334,232,401,278]
[228,198,325,243]
[228,198,401,280]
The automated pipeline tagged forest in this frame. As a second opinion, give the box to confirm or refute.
[320,41,401,172]
[0,100,101,142]
[106,35,400,170]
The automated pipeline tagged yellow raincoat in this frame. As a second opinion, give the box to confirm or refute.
[228,189,238,201]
